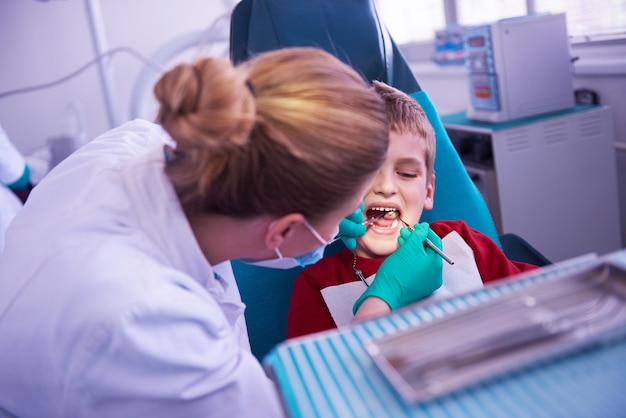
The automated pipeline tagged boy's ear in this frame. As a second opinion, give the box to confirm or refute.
[423,174,435,210]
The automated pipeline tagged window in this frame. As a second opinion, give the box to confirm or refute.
[376,0,626,44]
[534,0,626,40]
[457,0,526,27]
[375,0,445,44]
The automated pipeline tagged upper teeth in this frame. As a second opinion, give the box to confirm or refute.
[369,207,400,221]
[370,207,398,213]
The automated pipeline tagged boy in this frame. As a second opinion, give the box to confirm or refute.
[286,81,539,338]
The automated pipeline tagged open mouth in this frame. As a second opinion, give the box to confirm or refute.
[366,207,401,230]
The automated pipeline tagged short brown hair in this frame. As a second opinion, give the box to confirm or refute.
[373,80,435,177]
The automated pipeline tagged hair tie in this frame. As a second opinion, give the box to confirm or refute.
[245,79,256,97]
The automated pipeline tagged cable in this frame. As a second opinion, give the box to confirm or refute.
[130,13,231,119]
[0,46,164,100]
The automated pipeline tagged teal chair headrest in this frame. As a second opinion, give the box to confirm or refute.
[230,0,421,94]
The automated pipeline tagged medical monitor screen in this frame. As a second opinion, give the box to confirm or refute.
[468,36,486,48]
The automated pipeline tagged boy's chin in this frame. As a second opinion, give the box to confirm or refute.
[356,239,398,258]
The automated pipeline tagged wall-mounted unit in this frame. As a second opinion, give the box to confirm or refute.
[465,13,575,123]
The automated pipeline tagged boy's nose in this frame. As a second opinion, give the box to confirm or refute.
[372,171,397,196]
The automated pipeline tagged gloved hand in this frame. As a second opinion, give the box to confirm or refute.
[337,202,366,250]
[353,222,443,314]
[0,124,29,190]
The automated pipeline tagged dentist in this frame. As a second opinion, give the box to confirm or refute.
[0,47,388,418]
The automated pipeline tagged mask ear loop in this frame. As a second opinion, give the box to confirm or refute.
[303,220,330,245]
[273,220,332,260]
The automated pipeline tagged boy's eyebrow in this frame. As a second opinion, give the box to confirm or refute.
[395,157,424,166]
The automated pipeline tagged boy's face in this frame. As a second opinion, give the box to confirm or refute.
[355,129,435,258]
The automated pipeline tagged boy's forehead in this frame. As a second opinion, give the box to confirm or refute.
[389,130,426,156]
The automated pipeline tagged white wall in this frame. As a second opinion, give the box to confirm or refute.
[0,0,233,176]
[403,40,626,251]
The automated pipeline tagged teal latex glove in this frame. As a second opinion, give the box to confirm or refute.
[338,202,366,250]
[353,222,443,313]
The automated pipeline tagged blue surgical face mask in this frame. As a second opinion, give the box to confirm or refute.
[242,220,337,269]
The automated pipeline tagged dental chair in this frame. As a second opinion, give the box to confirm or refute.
[229,0,549,361]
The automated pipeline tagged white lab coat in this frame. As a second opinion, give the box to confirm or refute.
[0,123,26,255]
[0,120,284,418]
[0,185,22,255]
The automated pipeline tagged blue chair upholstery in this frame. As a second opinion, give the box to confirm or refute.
[500,233,551,267]
[229,0,501,361]
[231,240,346,361]
[230,260,301,361]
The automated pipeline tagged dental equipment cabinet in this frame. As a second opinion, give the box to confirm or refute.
[441,105,622,263]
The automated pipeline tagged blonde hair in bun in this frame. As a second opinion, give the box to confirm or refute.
[156,47,389,222]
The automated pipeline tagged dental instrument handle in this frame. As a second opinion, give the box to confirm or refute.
[399,218,454,265]
[424,238,454,265]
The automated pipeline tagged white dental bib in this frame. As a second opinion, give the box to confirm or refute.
[321,231,484,327]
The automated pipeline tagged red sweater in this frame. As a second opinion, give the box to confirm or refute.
[286,220,538,338]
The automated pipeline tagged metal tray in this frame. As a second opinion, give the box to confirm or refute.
[365,261,626,404]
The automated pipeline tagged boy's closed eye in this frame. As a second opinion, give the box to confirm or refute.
[397,171,418,179]
[395,162,423,179]
[395,158,424,179]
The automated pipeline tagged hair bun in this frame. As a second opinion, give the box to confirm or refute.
[154,57,257,151]
[155,63,200,117]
